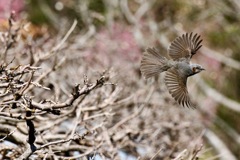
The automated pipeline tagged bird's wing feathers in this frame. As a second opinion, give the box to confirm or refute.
[164,68,195,108]
[168,32,202,62]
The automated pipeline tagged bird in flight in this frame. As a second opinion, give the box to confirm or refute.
[140,32,205,108]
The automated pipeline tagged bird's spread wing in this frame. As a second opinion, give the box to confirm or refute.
[168,32,202,62]
[164,68,194,108]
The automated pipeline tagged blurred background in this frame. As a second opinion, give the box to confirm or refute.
[1,0,240,159]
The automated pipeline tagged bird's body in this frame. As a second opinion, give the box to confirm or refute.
[140,32,205,108]
[175,62,194,77]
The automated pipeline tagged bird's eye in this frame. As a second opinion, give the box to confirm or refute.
[192,67,196,72]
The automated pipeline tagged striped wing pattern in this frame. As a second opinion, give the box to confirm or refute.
[164,68,194,108]
[168,32,202,62]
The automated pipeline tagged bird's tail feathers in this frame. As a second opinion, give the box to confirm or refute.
[140,47,170,79]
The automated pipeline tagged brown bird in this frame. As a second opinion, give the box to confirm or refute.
[140,32,205,108]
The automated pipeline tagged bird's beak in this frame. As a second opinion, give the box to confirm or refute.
[201,68,205,71]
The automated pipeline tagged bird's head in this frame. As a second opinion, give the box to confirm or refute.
[190,64,205,75]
